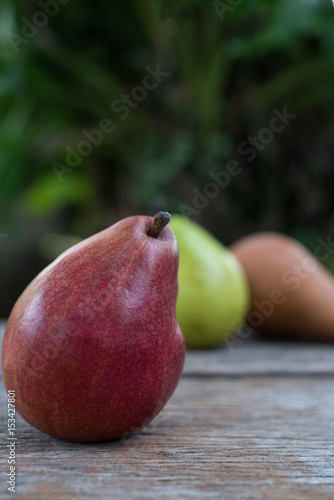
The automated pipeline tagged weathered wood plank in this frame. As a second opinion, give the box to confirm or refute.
[1,375,334,499]
[184,341,334,376]
[1,318,334,499]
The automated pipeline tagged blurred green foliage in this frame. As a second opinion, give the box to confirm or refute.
[1,0,334,248]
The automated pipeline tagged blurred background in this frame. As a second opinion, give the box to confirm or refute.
[1,0,334,316]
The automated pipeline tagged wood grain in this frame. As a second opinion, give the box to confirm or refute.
[1,320,334,499]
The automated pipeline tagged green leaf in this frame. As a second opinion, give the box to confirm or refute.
[23,173,94,215]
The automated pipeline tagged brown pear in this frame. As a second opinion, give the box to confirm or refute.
[230,232,334,341]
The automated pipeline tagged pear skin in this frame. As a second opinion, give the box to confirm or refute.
[169,216,250,348]
[231,232,334,341]
[2,213,185,442]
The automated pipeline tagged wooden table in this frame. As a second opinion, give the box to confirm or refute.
[1,319,334,499]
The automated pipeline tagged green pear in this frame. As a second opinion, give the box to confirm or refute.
[169,215,250,348]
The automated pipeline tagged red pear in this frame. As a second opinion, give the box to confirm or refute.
[2,212,185,442]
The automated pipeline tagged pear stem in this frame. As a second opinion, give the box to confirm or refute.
[148,211,171,238]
